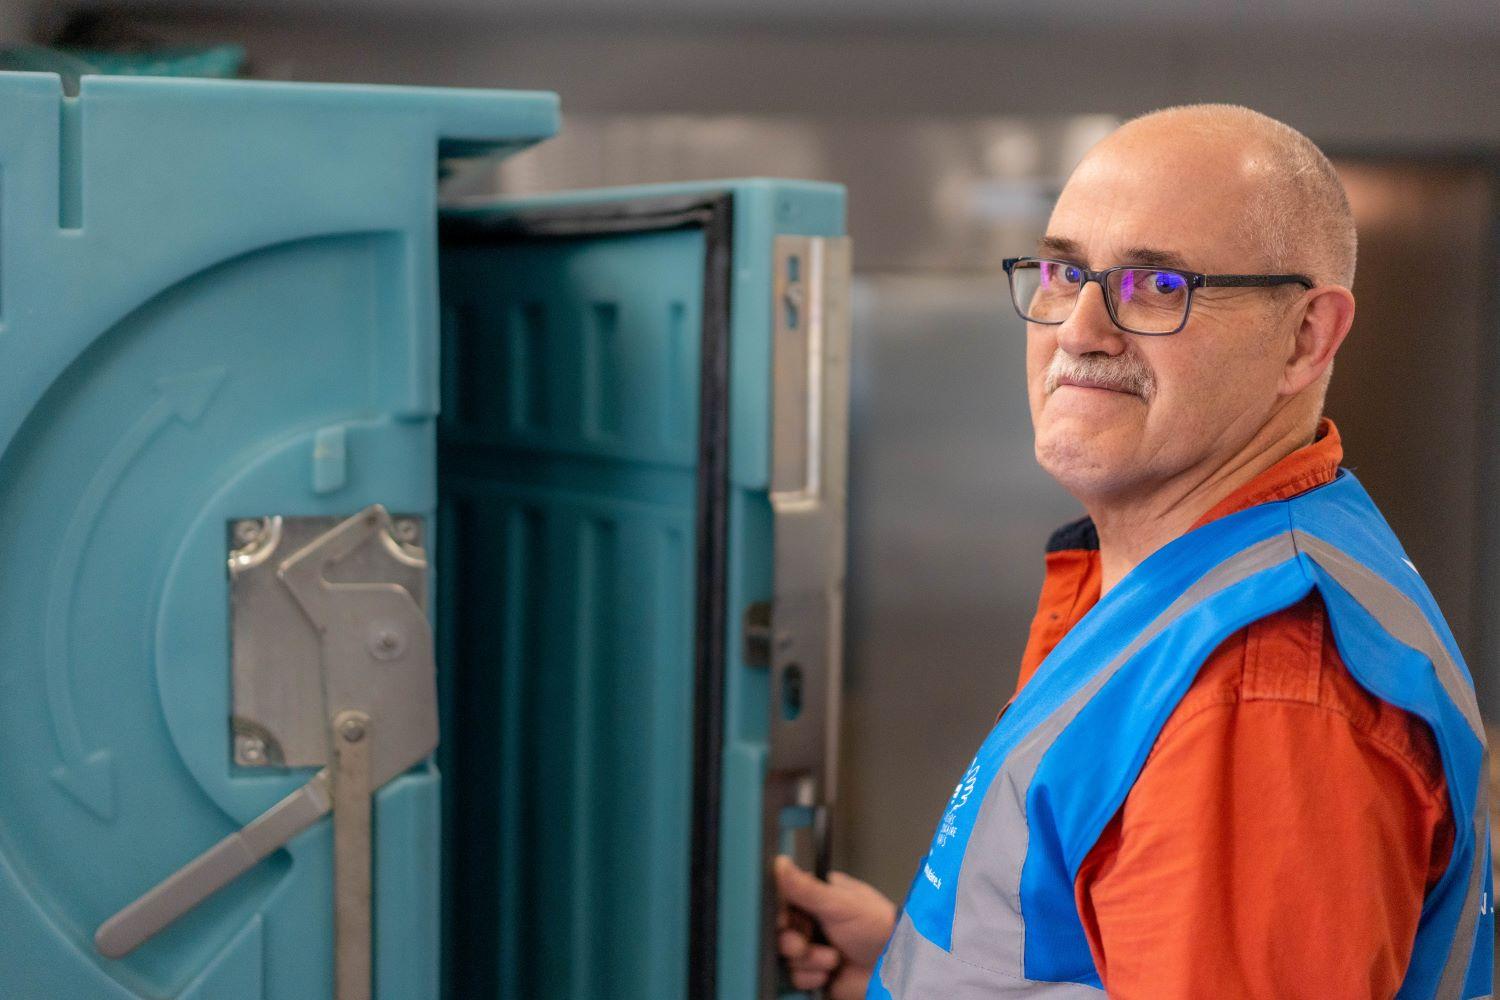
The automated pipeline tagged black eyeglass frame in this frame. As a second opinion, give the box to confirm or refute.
[1001,256,1316,336]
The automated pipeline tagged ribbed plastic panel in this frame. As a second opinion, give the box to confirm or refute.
[439,226,706,999]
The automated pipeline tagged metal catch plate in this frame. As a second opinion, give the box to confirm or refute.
[760,234,853,999]
[765,234,851,797]
[228,513,427,768]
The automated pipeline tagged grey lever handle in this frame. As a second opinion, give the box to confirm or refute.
[95,769,332,959]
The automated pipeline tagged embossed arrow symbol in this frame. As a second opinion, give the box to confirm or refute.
[46,368,226,819]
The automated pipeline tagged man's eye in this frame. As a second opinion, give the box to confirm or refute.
[1151,272,1186,294]
[1063,266,1083,283]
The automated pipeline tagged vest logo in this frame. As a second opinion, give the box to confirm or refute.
[937,757,982,848]
[924,862,942,890]
[1481,891,1492,917]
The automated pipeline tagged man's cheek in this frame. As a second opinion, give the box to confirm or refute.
[1160,358,1226,406]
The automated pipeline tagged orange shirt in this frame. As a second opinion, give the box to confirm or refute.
[1015,419,1455,999]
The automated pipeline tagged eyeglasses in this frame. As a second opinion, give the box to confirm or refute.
[1001,256,1315,336]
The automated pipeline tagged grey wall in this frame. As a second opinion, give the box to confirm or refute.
[25,9,1500,150]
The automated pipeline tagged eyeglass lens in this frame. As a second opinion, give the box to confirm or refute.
[1008,260,1191,334]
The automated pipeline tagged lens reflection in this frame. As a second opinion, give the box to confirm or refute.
[1009,260,1080,323]
[1108,268,1189,333]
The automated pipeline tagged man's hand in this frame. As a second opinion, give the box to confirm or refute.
[774,855,898,999]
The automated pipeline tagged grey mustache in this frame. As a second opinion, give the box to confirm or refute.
[1044,349,1156,399]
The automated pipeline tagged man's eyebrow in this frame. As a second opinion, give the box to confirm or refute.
[1119,246,1194,270]
[1036,235,1083,259]
[1034,238,1195,272]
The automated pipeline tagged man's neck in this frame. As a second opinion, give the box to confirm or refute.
[1089,419,1316,595]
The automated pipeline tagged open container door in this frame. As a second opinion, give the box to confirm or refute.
[0,70,556,999]
[436,180,850,1000]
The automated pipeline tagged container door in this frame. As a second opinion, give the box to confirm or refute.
[436,181,850,1000]
[0,70,556,999]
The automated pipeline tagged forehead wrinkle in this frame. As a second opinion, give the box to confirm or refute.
[1051,170,1239,273]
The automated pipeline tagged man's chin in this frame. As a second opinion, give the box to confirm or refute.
[1033,423,1140,500]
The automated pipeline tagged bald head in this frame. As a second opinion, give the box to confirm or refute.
[1115,104,1357,288]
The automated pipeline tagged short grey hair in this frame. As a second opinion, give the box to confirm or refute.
[1128,104,1358,288]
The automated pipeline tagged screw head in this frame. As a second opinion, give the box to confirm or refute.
[233,519,264,546]
[367,624,406,661]
[237,734,267,764]
[393,518,420,544]
[339,717,367,743]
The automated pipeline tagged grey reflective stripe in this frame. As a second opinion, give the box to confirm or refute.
[881,912,1102,998]
[1292,534,1484,740]
[1437,804,1490,1000]
[948,533,1299,980]
[1293,532,1488,999]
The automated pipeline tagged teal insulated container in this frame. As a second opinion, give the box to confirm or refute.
[0,69,849,1000]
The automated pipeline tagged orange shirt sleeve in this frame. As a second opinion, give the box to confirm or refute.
[1074,696,1454,999]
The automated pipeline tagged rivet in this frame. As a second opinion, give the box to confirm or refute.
[368,625,406,661]
[237,734,267,764]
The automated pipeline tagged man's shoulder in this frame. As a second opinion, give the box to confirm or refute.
[1160,590,1445,792]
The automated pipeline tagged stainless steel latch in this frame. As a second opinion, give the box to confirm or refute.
[95,505,437,1000]
[759,234,852,999]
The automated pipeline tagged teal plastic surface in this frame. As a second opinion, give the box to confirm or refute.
[0,71,556,998]
[436,179,845,1000]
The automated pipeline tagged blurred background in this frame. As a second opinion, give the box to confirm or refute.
[7,0,1497,905]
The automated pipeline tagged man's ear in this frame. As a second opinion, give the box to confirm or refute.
[1280,286,1355,397]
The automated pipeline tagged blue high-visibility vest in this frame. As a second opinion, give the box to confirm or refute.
[871,471,1493,999]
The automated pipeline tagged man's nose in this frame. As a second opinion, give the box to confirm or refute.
[1055,281,1128,357]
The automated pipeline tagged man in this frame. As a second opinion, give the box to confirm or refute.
[775,105,1492,999]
